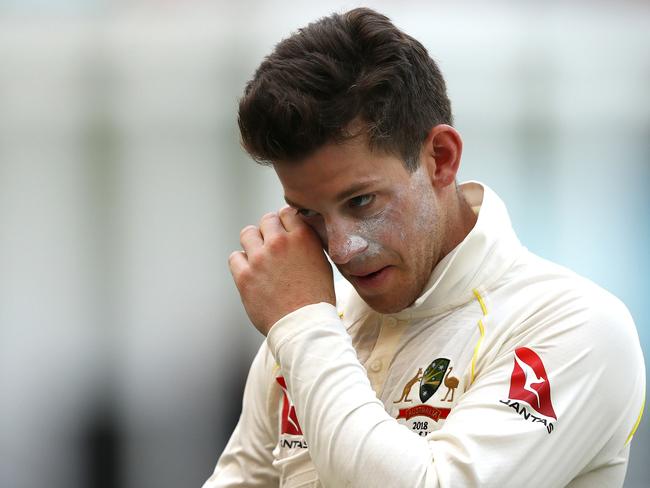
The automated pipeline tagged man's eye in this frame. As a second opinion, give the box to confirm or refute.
[349,194,374,208]
[297,208,319,218]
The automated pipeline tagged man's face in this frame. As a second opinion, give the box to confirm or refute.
[275,136,447,314]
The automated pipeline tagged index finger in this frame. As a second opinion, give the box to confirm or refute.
[259,211,285,240]
[278,206,306,232]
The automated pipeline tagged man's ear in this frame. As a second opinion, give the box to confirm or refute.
[420,124,463,189]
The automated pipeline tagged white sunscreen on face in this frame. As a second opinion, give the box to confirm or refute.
[347,235,368,254]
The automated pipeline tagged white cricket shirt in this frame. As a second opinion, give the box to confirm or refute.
[204,182,645,488]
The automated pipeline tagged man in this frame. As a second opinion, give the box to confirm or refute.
[204,8,645,487]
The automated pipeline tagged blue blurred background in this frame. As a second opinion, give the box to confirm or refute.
[0,1,647,487]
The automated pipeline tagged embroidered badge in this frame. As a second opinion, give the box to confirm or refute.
[393,358,458,436]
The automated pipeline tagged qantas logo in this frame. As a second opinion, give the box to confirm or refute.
[508,347,556,419]
[276,376,303,436]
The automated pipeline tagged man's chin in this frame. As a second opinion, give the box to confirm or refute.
[340,266,418,313]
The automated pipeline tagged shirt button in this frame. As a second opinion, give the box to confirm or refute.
[370,359,382,372]
[385,317,398,328]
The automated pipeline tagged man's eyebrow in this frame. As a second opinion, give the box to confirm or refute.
[335,180,379,202]
[284,180,380,209]
[284,196,303,208]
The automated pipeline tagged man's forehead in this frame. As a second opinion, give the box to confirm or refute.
[274,133,414,209]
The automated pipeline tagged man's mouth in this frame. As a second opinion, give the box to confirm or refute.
[348,265,392,289]
[351,267,385,278]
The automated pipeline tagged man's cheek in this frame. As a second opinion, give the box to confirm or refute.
[301,219,328,249]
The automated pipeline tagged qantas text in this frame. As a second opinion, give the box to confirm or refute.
[500,399,555,434]
[280,438,308,449]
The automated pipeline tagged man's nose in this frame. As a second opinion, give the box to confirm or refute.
[327,224,368,265]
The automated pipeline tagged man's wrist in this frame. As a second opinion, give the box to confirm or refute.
[266,302,342,362]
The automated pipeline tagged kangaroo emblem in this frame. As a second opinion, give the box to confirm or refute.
[394,368,423,403]
[441,367,459,402]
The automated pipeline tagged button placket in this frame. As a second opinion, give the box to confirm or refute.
[364,316,409,394]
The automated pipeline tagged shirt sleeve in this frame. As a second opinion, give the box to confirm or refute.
[266,296,645,488]
[202,341,280,488]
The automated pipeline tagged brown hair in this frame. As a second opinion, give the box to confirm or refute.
[237,7,453,171]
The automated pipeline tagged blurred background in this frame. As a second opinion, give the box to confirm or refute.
[0,0,648,487]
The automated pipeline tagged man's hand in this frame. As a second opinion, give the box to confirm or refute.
[228,207,336,336]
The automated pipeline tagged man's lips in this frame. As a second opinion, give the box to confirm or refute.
[348,265,389,278]
[346,265,393,290]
